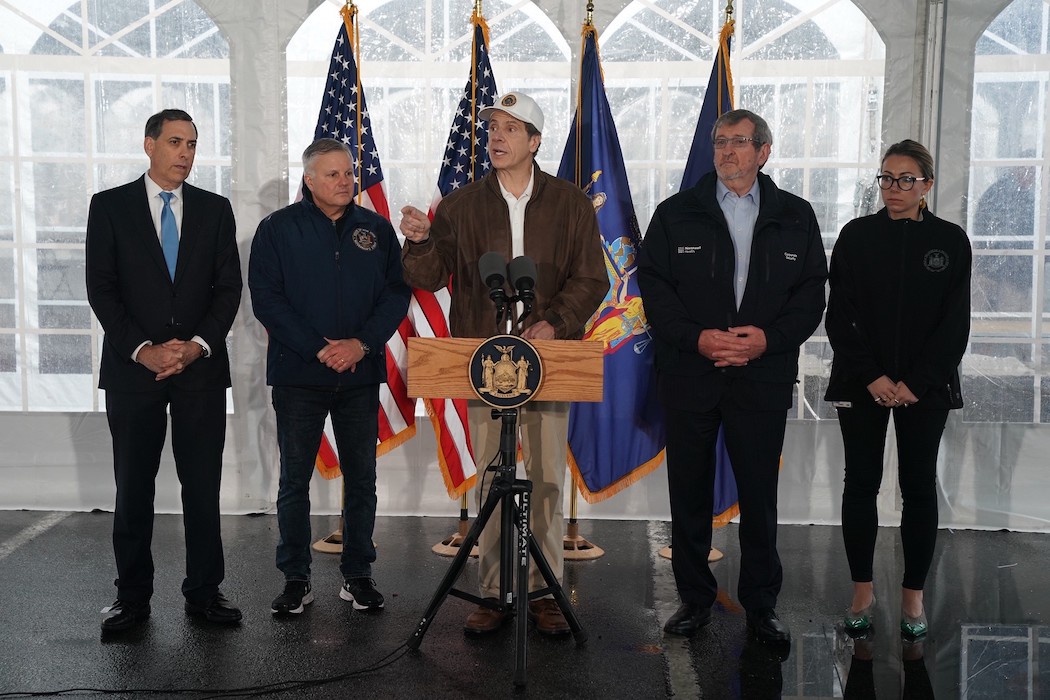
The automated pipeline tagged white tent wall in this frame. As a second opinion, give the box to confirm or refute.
[1,0,1048,532]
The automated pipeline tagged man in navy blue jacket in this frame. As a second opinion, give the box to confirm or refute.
[249,138,410,616]
[638,110,827,645]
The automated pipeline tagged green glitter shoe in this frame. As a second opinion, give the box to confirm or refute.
[844,596,875,633]
[900,609,928,639]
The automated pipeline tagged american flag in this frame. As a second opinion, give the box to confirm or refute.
[411,12,499,497]
[312,8,416,478]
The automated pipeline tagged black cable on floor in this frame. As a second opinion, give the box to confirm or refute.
[0,641,409,698]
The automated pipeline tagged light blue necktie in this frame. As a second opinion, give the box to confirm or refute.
[159,191,178,280]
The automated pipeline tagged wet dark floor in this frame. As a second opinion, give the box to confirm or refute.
[0,511,1045,698]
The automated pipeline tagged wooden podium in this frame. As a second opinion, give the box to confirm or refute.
[407,337,603,403]
[406,336,603,687]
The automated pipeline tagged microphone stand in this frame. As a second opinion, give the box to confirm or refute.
[490,288,508,330]
[511,293,533,334]
[407,278,585,688]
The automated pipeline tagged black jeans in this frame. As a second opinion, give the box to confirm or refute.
[837,403,948,590]
[272,384,379,582]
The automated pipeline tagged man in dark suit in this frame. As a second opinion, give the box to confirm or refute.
[86,108,243,632]
[637,109,827,645]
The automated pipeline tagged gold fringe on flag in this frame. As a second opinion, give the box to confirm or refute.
[315,453,342,481]
[376,422,416,458]
[567,450,664,504]
[424,399,478,499]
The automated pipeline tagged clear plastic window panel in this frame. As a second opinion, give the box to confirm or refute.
[969,0,1050,423]
[0,1,231,411]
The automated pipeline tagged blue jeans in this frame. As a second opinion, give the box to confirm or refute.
[272,385,379,581]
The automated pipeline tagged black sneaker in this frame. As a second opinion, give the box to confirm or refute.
[340,577,384,611]
[271,580,313,615]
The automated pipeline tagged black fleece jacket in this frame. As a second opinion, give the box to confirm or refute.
[824,207,971,409]
[638,171,828,388]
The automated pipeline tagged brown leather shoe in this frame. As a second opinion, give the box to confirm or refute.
[528,598,570,636]
[464,599,509,635]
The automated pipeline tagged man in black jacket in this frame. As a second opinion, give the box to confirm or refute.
[637,109,827,644]
[86,108,243,632]
[249,138,410,617]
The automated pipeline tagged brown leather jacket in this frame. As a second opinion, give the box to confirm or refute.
[402,164,608,339]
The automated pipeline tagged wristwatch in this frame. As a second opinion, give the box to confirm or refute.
[358,339,371,356]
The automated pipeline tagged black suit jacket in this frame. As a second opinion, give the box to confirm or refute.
[86,175,242,392]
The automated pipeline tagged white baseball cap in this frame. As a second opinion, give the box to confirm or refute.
[479,91,544,133]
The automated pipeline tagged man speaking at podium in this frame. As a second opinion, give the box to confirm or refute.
[399,91,607,636]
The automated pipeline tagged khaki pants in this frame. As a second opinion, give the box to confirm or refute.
[468,401,567,599]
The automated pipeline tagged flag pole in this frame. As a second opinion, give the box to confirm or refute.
[430,1,489,558]
[563,0,605,562]
[312,0,360,557]
[312,0,385,557]
[708,0,731,566]
[564,483,604,559]
[659,0,737,566]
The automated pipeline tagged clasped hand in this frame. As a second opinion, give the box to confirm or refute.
[317,337,366,374]
[867,375,919,407]
[699,325,766,367]
[139,339,203,381]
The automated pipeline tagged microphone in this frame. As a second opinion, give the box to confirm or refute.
[478,251,507,291]
[478,252,509,329]
[508,255,536,325]
[509,255,536,300]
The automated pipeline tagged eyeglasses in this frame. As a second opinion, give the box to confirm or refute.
[713,136,760,150]
[875,174,929,191]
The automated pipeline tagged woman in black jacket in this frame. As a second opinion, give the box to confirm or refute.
[825,140,970,639]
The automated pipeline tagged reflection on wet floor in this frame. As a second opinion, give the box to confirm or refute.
[0,512,1045,698]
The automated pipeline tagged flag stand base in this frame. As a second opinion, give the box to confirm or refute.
[312,524,377,555]
[657,545,724,563]
[563,520,604,560]
[432,517,479,558]
[313,529,342,554]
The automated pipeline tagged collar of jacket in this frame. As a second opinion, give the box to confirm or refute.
[481,161,547,200]
[692,171,787,230]
[299,179,361,223]
[874,205,936,228]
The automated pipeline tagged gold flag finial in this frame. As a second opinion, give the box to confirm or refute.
[585,0,594,26]
[725,0,734,21]
[475,0,482,16]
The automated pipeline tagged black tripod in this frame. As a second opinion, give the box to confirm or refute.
[406,404,587,686]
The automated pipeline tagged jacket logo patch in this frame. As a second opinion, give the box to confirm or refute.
[923,249,948,272]
[784,252,798,262]
[677,245,702,254]
[352,228,378,251]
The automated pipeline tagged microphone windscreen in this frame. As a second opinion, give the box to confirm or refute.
[508,255,537,289]
[478,251,507,288]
